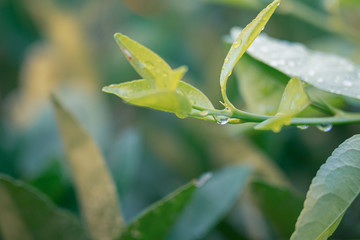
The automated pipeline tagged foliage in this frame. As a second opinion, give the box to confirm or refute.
[1,0,360,239]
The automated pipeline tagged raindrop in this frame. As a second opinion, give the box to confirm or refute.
[342,80,353,87]
[317,77,324,83]
[138,62,146,69]
[196,172,213,187]
[317,124,333,132]
[214,115,230,125]
[199,111,209,116]
[288,61,296,67]
[146,61,154,70]
[260,46,269,53]
[123,48,133,60]
[308,70,315,76]
[224,57,230,63]
[297,125,309,130]
[233,40,242,48]
[109,84,115,88]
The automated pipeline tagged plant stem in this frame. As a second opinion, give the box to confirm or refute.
[192,105,360,126]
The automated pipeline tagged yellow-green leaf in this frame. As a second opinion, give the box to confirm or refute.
[255,77,310,132]
[173,66,188,88]
[103,79,192,118]
[177,82,213,109]
[52,96,124,240]
[220,0,281,105]
[114,33,177,90]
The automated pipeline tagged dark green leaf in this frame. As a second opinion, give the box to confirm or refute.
[119,181,197,240]
[0,175,89,240]
[251,180,304,238]
[167,165,252,240]
[291,134,360,240]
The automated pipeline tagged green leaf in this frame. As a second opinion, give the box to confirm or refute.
[234,54,286,115]
[177,81,215,120]
[177,82,214,109]
[119,181,197,240]
[102,79,192,118]
[52,96,124,240]
[255,77,310,132]
[0,175,89,240]
[220,0,281,106]
[230,28,360,100]
[114,33,179,90]
[290,134,360,240]
[251,180,304,239]
[167,165,252,240]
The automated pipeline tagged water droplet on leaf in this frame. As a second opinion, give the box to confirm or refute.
[233,40,242,48]
[146,61,154,70]
[199,111,209,116]
[317,124,333,132]
[196,172,213,187]
[297,125,309,130]
[123,48,133,60]
[342,80,353,87]
[214,115,230,125]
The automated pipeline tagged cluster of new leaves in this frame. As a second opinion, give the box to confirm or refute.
[102,33,215,120]
[104,0,360,133]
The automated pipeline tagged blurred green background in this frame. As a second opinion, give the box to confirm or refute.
[1,0,360,239]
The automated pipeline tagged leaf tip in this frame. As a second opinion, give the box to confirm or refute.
[113,32,124,40]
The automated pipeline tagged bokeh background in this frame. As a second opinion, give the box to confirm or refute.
[1,0,360,239]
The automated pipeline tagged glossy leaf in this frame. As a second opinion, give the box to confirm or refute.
[291,135,360,240]
[0,175,89,240]
[119,181,197,240]
[177,82,214,110]
[52,96,124,240]
[114,33,178,90]
[167,165,252,240]
[103,79,192,118]
[234,54,286,115]
[251,181,304,238]
[255,77,310,132]
[220,0,281,105]
[230,28,360,100]
[103,79,214,119]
